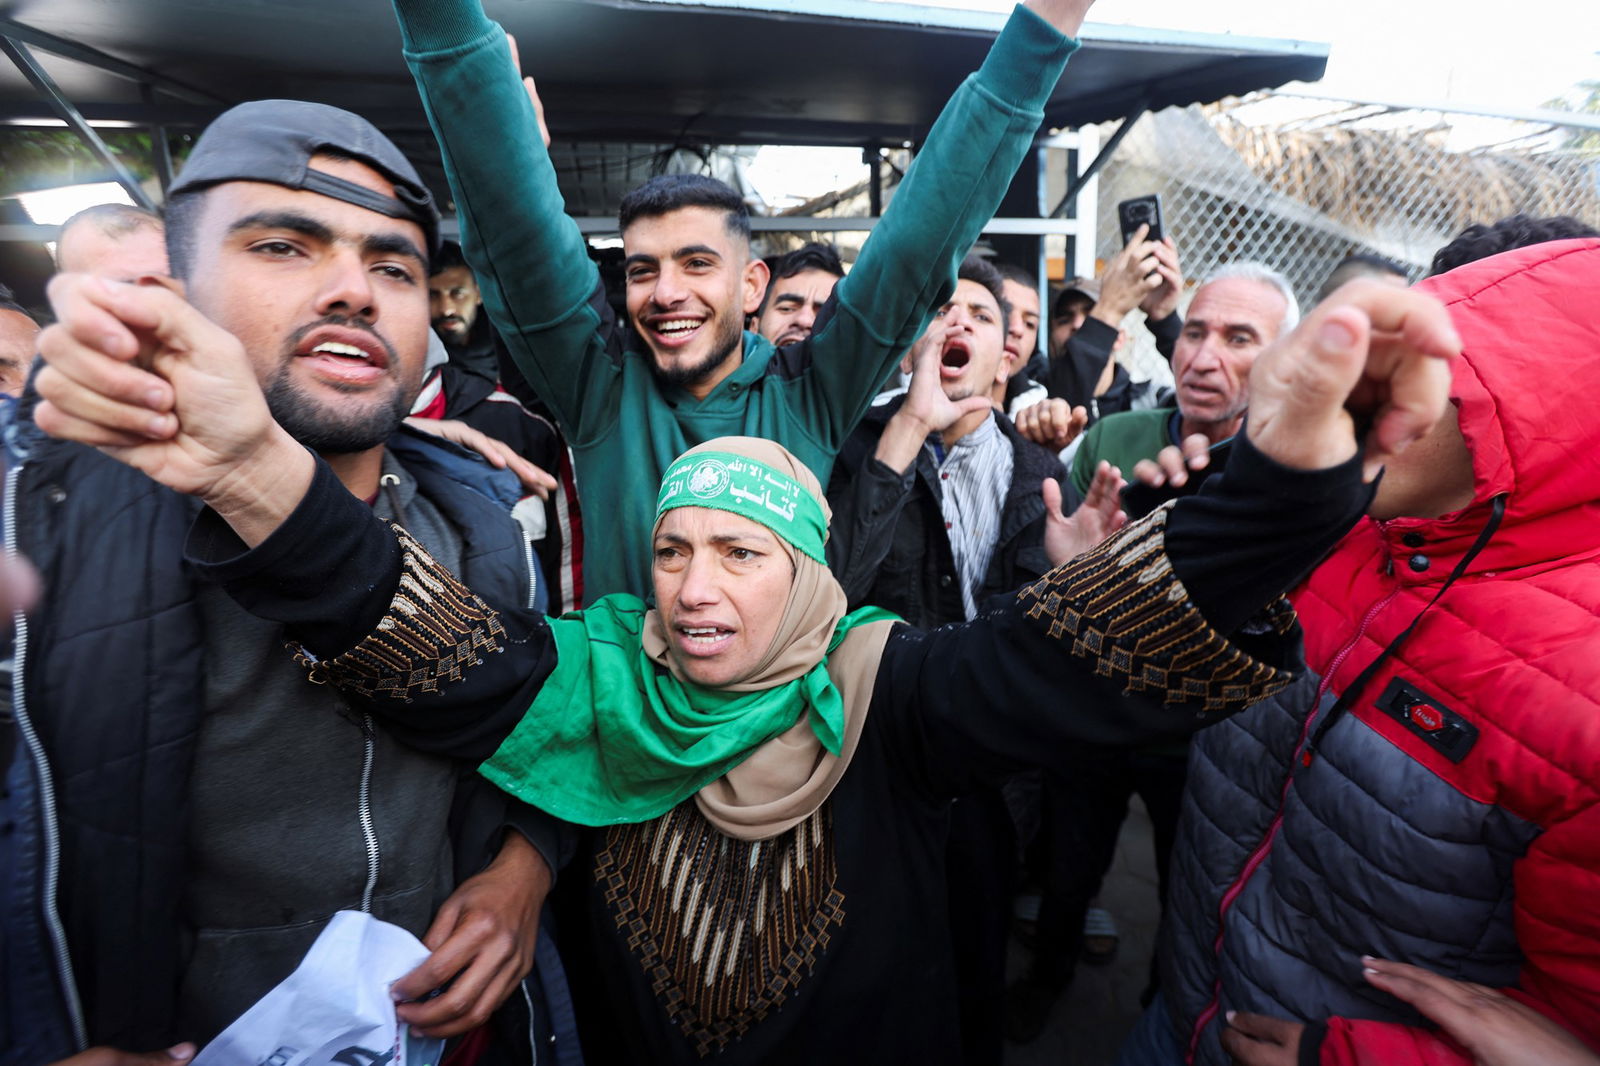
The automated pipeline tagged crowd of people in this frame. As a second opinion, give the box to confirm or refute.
[3,0,1600,1064]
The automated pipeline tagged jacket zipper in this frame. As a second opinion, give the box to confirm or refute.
[5,461,89,1049]
[524,534,539,612]
[522,984,539,1066]
[358,713,380,912]
[1185,589,1398,1062]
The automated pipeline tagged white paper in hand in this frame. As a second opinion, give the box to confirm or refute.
[192,910,447,1066]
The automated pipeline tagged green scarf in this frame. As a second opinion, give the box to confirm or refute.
[480,595,896,826]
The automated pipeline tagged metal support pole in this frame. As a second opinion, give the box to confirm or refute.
[1064,138,1081,276]
[1050,102,1146,217]
[1034,141,1050,327]
[1071,125,1099,280]
[0,15,222,106]
[865,144,882,219]
[0,35,158,211]
[150,126,175,195]
[143,86,175,195]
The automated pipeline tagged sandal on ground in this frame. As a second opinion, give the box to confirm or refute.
[1081,905,1119,965]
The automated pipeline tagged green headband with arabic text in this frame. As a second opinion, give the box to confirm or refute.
[655,451,829,564]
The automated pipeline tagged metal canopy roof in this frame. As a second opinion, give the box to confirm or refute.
[0,0,1328,167]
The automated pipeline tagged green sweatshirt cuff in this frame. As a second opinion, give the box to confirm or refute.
[977,5,1080,108]
[393,0,496,54]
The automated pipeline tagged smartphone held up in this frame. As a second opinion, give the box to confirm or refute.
[1117,194,1164,247]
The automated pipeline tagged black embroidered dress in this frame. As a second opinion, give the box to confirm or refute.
[187,435,1370,1064]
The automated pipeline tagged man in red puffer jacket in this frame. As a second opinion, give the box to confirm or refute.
[1116,237,1600,1066]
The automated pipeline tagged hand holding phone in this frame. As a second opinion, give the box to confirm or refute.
[1117,194,1164,247]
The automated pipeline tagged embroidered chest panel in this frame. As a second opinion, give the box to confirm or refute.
[595,802,846,1056]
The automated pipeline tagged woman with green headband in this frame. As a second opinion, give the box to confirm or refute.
[481,437,903,838]
[185,258,1479,1059]
[190,407,1385,1064]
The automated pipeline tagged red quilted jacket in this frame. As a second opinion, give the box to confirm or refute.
[1297,238,1600,1063]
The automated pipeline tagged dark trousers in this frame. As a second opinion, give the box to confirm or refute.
[945,787,1017,1066]
[1026,744,1189,991]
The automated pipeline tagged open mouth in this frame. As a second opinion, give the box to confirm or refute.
[649,316,707,348]
[677,624,735,655]
[940,339,972,379]
[296,328,389,384]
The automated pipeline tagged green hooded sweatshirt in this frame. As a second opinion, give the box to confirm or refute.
[394,0,1079,600]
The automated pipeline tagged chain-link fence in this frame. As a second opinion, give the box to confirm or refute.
[1085,96,1600,385]
[553,98,1600,393]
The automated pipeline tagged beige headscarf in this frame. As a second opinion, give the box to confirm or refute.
[645,437,896,840]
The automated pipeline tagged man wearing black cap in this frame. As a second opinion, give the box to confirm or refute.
[5,100,571,1064]
[1040,229,1185,427]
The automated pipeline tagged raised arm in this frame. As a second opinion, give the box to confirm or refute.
[393,0,623,442]
[826,325,995,603]
[790,1,1086,445]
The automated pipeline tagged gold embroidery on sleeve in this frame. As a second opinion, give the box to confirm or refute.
[1018,503,1295,711]
[292,523,505,700]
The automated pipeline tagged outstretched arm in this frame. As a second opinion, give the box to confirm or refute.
[393,0,622,442]
[877,280,1459,793]
[41,272,1451,799]
[880,430,1365,795]
[32,278,534,721]
[182,456,553,761]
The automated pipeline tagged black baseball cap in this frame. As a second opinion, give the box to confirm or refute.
[169,99,440,256]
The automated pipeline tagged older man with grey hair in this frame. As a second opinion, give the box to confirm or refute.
[1008,260,1299,1043]
[1063,260,1298,497]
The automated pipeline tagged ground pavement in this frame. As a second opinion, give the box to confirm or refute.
[1005,798,1162,1066]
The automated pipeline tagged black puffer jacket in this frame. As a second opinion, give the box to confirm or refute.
[826,397,1067,628]
[0,396,563,1059]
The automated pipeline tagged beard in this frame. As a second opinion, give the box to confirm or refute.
[266,316,410,455]
[264,372,411,455]
[648,312,745,390]
[433,314,470,342]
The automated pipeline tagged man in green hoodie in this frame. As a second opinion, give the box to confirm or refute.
[392,0,1096,600]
